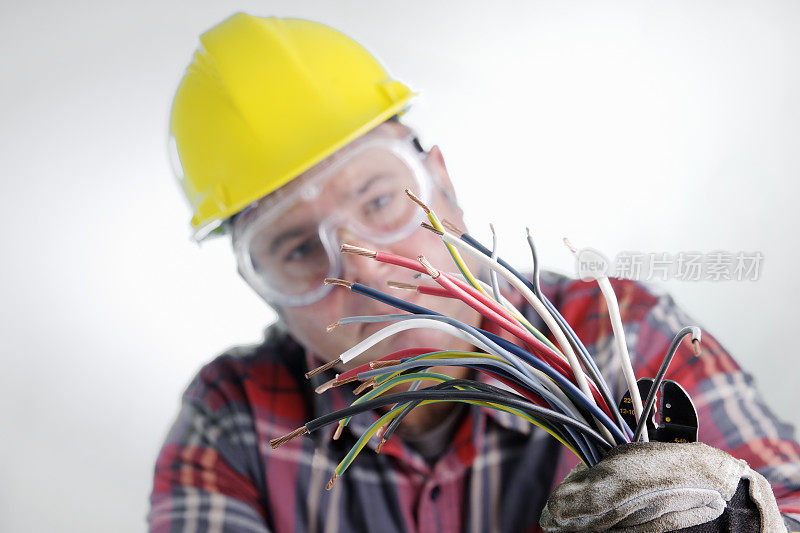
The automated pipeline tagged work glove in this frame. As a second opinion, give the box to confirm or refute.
[539,441,787,532]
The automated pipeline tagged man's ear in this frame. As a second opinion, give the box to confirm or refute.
[427,145,459,207]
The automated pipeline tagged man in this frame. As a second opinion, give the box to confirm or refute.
[150,13,800,532]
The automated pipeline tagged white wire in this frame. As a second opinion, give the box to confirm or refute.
[335,314,599,435]
[561,238,648,442]
[597,277,649,442]
[337,314,595,436]
[440,232,597,407]
[338,317,485,364]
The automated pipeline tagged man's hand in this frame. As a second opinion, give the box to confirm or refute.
[539,441,786,532]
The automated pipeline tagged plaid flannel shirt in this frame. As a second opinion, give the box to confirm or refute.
[149,271,800,532]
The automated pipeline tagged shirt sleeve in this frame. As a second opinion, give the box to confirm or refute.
[148,356,271,532]
[628,281,800,523]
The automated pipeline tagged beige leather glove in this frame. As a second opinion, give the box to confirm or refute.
[539,441,786,532]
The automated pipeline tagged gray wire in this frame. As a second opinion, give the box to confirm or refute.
[526,228,633,439]
[359,355,600,463]
[489,224,503,304]
[633,326,702,442]
[341,312,602,459]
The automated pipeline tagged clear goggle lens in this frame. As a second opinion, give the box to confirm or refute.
[233,136,433,307]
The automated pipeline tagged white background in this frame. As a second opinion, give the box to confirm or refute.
[2,1,799,531]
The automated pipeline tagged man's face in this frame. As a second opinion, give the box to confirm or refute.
[238,122,481,370]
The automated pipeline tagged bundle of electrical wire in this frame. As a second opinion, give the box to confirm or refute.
[269,190,703,490]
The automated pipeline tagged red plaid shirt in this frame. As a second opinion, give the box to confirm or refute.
[149,272,800,531]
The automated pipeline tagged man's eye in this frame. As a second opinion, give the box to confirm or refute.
[364,193,393,214]
[285,237,320,262]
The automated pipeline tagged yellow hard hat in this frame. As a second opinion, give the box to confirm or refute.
[170,13,416,240]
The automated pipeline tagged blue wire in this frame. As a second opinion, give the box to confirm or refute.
[459,232,634,440]
[357,353,600,465]
[349,282,628,445]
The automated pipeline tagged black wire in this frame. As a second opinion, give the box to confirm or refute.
[375,356,603,463]
[378,378,590,463]
[372,362,599,464]
[349,283,629,445]
[633,326,701,442]
[305,388,613,450]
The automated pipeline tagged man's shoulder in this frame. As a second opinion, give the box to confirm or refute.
[538,269,670,318]
[182,321,311,419]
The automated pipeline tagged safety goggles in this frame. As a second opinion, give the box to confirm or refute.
[232,135,434,307]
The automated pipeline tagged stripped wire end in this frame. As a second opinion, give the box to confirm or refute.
[441,218,463,235]
[326,473,339,491]
[324,278,353,289]
[333,423,344,441]
[690,326,703,356]
[420,221,444,236]
[526,226,532,238]
[375,424,389,454]
[370,359,402,369]
[692,339,703,357]
[376,423,389,442]
[269,426,309,449]
[315,378,337,394]
[375,438,387,454]
[334,376,358,388]
[405,189,430,214]
[353,379,375,395]
[305,357,341,379]
[340,243,377,258]
[417,255,440,279]
[562,237,579,255]
[326,320,340,332]
[387,280,418,291]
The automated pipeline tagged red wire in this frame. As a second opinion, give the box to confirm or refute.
[433,270,617,420]
[413,285,451,298]
[378,249,572,376]
[373,250,616,420]
[378,251,563,362]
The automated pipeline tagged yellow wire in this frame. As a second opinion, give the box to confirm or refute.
[424,210,563,357]
[337,352,502,430]
[335,397,585,476]
[337,370,585,470]
[426,211,489,296]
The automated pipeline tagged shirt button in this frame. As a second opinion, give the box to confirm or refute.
[430,485,441,501]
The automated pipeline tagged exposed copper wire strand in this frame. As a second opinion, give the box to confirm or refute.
[315,378,336,394]
[324,278,353,289]
[326,473,339,490]
[369,360,403,369]
[305,358,341,378]
[692,339,703,357]
[269,426,309,449]
[353,379,375,395]
[340,243,377,258]
[417,255,439,278]
[404,188,430,214]
[387,280,418,291]
[441,218,463,235]
[420,222,443,236]
[375,439,387,454]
